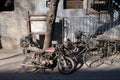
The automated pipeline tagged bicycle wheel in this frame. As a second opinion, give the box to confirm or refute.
[89,59,104,68]
[83,51,103,68]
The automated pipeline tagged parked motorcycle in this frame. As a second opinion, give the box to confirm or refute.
[63,39,84,70]
[62,31,88,70]
[20,35,75,74]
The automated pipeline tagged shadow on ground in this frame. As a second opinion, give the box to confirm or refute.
[0,68,120,80]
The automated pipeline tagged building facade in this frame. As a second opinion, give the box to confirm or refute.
[0,0,120,49]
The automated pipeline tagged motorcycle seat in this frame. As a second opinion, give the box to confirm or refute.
[45,47,56,53]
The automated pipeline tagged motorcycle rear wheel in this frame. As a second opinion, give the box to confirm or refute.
[22,57,38,72]
[58,56,75,74]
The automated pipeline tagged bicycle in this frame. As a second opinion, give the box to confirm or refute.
[83,37,120,68]
[63,31,102,69]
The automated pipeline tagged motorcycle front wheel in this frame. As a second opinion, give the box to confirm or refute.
[58,56,75,74]
[22,57,38,72]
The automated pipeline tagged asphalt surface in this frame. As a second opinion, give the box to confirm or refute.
[0,49,120,80]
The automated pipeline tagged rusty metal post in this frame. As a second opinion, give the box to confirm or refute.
[26,11,30,34]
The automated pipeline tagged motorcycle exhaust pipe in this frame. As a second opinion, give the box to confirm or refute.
[20,64,43,68]
[20,64,35,67]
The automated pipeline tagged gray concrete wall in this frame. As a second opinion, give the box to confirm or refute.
[0,0,35,49]
[35,0,49,13]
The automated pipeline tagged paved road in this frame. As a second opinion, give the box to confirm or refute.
[0,49,120,80]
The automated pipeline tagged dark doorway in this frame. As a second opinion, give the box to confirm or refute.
[38,35,45,49]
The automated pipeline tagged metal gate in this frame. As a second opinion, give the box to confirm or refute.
[63,17,120,42]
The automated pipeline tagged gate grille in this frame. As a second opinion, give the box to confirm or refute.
[63,17,120,41]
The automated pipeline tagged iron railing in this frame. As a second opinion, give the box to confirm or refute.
[63,17,120,41]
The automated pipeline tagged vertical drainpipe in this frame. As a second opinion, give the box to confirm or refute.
[86,0,89,14]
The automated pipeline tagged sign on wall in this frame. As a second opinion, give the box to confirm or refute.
[46,0,50,7]
[26,11,47,34]
[31,21,46,33]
